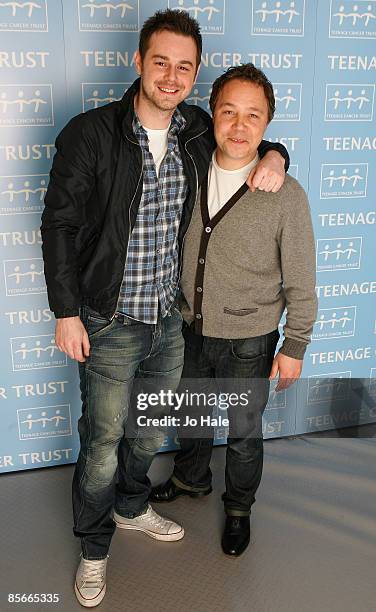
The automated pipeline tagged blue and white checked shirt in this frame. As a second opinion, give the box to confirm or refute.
[117,108,187,324]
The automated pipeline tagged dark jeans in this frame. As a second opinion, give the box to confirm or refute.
[172,324,279,516]
[72,306,184,560]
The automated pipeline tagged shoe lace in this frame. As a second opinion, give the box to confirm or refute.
[146,506,169,528]
[80,558,107,588]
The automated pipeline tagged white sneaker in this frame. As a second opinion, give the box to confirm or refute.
[74,554,108,608]
[113,504,184,541]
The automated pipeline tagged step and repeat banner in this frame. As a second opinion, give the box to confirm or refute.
[0,0,375,473]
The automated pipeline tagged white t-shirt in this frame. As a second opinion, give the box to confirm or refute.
[144,125,169,176]
[207,150,259,219]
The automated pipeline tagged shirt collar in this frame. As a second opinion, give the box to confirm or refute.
[170,106,186,135]
[132,106,186,139]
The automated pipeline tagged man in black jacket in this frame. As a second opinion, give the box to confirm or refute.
[41,9,289,608]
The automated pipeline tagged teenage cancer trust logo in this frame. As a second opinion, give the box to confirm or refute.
[316,237,362,272]
[185,83,212,111]
[0,174,47,215]
[273,83,302,120]
[320,163,368,198]
[325,84,375,121]
[169,0,225,34]
[10,334,67,371]
[0,84,53,128]
[307,372,351,404]
[17,405,72,440]
[78,0,139,32]
[312,307,356,340]
[3,258,46,296]
[252,0,305,36]
[267,380,287,409]
[82,83,131,111]
[329,0,376,38]
[0,0,48,32]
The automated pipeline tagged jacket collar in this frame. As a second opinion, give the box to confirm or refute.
[120,78,210,143]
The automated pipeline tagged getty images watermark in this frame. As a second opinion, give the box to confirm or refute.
[136,387,252,429]
[129,376,376,438]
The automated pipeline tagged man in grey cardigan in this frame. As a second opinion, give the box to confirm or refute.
[151,64,317,556]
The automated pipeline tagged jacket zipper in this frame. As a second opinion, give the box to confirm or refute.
[177,128,208,284]
[111,135,144,320]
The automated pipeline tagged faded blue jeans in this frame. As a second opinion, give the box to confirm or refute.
[72,305,184,560]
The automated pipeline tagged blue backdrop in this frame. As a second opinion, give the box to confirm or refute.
[0,0,375,473]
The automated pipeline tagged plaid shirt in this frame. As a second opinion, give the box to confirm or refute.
[117,108,187,324]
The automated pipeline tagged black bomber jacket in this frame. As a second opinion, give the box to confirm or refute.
[41,78,289,319]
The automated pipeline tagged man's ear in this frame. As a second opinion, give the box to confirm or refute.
[193,62,201,86]
[134,50,142,76]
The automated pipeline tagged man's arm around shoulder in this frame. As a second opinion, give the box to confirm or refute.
[249,140,290,193]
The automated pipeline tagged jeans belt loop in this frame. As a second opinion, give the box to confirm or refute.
[115,312,128,325]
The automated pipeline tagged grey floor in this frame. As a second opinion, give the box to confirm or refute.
[1,428,375,612]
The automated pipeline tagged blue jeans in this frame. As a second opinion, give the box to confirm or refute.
[72,305,184,560]
[172,324,279,516]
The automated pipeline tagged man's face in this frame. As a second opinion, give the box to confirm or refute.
[134,30,198,113]
[213,79,270,168]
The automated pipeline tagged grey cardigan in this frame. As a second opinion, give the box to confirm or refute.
[180,174,318,359]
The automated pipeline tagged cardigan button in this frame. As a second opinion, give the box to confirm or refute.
[196,287,202,293]
[198,258,205,264]
[195,313,202,320]
[205,227,212,233]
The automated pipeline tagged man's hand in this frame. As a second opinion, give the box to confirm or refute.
[247,150,286,193]
[55,316,90,363]
[269,352,303,392]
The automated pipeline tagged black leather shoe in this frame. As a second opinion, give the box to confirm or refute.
[150,477,212,503]
[221,515,250,556]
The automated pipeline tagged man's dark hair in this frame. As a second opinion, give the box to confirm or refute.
[209,63,275,122]
[139,9,202,70]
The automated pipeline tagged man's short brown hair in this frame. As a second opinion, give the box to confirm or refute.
[139,9,202,70]
[209,63,275,122]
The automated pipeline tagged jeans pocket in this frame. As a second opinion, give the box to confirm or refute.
[85,308,114,339]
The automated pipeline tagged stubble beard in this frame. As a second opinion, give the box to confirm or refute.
[140,80,181,114]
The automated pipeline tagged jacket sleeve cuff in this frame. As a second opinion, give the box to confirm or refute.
[257,139,290,172]
[54,308,80,319]
[279,337,307,360]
